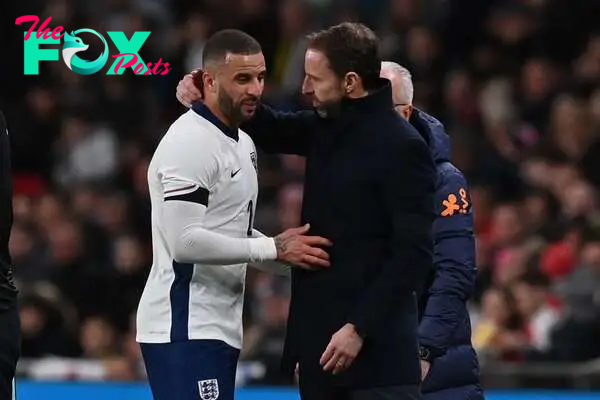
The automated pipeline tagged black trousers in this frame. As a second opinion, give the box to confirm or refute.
[0,307,19,400]
[300,380,422,400]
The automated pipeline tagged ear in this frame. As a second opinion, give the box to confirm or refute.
[403,104,414,120]
[202,71,217,94]
[344,72,360,94]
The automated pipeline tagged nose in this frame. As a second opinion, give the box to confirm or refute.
[246,78,263,97]
[301,76,312,95]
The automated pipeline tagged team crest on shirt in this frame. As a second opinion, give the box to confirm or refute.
[198,379,219,400]
[250,151,257,172]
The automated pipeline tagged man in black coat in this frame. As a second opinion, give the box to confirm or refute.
[177,23,436,400]
[0,110,20,400]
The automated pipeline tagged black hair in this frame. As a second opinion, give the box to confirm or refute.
[306,22,381,91]
[201,29,262,67]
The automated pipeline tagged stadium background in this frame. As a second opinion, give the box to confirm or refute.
[2,0,600,398]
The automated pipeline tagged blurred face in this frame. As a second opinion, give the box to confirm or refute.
[49,220,82,263]
[302,49,345,116]
[12,195,33,222]
[114,236,144,274]
[205,52,266,124]
[521,159,553,188]
[20,306,45,336]
[81,317,116,358]
[490,205,523,246]
[482,289,509,324]
[96,195,129,233]
[561,180,597,217]
[406,27,437,64]
[9,224,34,261]
[522,59,552,100]
[551,97,591,156]
[523,194,547,227]
[580,242,600,274]
[495,247,527,286]
[36,194,64,226]
[512,282,544,318]
[279,0,307,36]
[445,71,472,106]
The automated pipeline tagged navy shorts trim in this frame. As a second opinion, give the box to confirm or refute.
[141,339,239,400]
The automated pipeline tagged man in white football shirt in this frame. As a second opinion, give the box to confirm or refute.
[137,29,332,400]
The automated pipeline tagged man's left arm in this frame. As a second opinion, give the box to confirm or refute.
[418,170,476,359]
[348,136,437,338]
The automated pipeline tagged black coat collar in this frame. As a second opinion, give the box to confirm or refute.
[339,78,393,115]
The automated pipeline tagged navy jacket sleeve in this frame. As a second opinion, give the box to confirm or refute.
[418,165,476,358]
[241,104,318,156]
[349,135,436,338]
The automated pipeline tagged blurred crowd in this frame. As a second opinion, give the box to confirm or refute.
[1,0,600,386]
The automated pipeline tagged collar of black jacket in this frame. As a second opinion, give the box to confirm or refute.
[338,78,393,115]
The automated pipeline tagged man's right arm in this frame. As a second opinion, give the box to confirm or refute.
[176,72,317,156]
[240,104,317,156]
[163,199,278,265]
[163,194,331,267]
[159,132,331,267]
[160,140,277,265]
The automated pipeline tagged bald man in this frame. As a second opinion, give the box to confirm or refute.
[380,62,482,400]
[176,62,483,399]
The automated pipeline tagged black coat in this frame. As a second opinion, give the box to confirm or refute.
[0,111,17,309]
[242,82,437,389]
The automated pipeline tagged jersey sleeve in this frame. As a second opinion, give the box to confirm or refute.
[157,127,277,265]
[248,229,291,277]
[159,132,219,205]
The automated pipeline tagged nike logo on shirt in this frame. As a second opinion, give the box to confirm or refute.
[231,169,241,178]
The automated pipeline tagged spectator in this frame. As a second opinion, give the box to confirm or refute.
[472,287,524,361]
[510,271,561,355]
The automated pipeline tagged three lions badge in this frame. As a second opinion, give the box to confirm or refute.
[198,379,219,400]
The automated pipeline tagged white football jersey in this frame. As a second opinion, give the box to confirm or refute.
[136,104,261,349]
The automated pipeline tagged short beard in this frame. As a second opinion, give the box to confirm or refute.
[315,99,342,119]
[217,88,244,127]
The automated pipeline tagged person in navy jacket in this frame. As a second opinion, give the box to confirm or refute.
[381,62,483,400]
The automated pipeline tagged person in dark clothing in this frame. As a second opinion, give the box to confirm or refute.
[381,62,483,399]
[0,110,20,400]
[177,22,436,400]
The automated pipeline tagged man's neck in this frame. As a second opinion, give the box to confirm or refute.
[204,99,237,130]
[346,88,369,99]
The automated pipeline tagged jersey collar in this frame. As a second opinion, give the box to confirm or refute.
[191,102,239,142]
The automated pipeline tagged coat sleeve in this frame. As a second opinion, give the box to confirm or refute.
[240,104,318,156]
[348,135,437,339]
[418,166,476,358]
